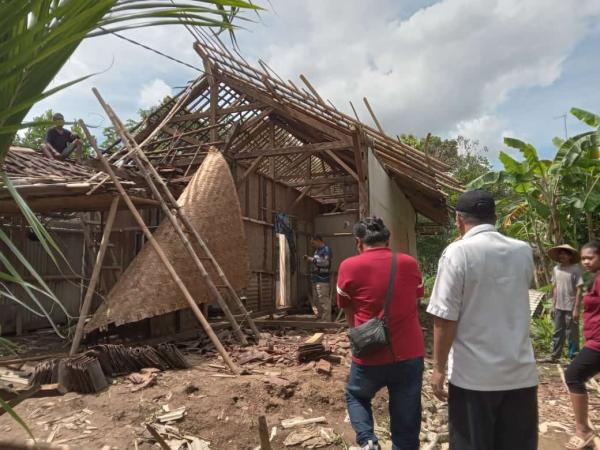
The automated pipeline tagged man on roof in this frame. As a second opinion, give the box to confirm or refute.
[40,112,83,162]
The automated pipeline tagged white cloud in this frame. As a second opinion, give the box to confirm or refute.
[25,0,600,154]
[138,79,172,110]
[452,115,513,157]
[244,0,600,148]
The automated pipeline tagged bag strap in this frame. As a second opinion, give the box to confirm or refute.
[382,252,397,325]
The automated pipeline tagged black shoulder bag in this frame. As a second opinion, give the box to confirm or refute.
[347,253,397,358]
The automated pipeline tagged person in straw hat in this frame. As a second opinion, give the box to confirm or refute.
[548,244,585,362]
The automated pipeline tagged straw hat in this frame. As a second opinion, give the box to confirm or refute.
[548,244,579,263]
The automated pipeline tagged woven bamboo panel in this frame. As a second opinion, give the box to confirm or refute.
[86,149,250,331]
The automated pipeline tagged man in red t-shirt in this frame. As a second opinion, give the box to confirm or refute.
[337,217,425,450]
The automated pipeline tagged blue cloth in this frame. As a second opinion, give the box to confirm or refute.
[311,244,332,283]
[346,358,423,450]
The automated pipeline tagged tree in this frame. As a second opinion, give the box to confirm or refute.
[101,105,161,148]
[469,107,600,283]
[401,135,493,277]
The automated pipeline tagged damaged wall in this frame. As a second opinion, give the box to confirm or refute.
[367,149,417,257]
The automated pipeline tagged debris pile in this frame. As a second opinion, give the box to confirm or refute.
[29,343,190,394]
[297,333,329,363]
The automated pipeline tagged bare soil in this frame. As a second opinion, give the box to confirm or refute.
[0,321,599,449]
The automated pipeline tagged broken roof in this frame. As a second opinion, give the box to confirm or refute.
[122,32,462,224]
[0,147,156,213]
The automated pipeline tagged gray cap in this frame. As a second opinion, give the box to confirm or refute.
[52,112,64,121]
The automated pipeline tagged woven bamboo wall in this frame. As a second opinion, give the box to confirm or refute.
[86,150,250,331]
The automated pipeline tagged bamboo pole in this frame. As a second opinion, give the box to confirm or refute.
[79,119,240,375]
[69,196,119,356]
[91,90,261,342]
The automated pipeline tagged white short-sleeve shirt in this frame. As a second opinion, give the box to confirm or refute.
[427,224,538,391]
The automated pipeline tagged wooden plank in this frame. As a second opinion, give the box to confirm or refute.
[363,97,385,134]
[254,320,342,330]
[304,332,324,345]
[234,140,349,160]
[237,155,265,188]
[286,176,354,187]
[299,74,325,105]
[324,150,359,181]
[243,216,273,227]
[258,416,273,450]
[0,193,158,214]
[170,102,263,123]
[287,185,311,211]
[69,196,119,356]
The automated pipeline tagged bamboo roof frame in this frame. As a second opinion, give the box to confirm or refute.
[116,31,461,224]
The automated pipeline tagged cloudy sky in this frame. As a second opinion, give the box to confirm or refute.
[30,0,600,163]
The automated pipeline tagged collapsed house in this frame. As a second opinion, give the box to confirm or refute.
[0,33,461,344]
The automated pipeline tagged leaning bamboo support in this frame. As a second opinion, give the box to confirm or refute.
[69,196,119,356]
[91,90,261,342]
[92,93,247,345]
[80,118,240,375]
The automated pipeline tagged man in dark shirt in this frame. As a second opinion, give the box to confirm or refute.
[304,235,332,321]
[40,113,83,161]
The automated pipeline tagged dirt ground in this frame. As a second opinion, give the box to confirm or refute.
[0,321,599,449]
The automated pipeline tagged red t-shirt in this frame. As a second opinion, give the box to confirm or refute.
[584,275,600,352]
[336,247,425,366]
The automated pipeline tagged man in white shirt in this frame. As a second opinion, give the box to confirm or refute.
[427,190,538,450]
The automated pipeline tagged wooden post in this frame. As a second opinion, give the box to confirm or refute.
[352,126,369,219]
[69,197,119,356]
[80,119,240,375]
[258,415,272,450]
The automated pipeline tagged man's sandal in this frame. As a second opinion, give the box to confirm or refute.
[565,433,596,449]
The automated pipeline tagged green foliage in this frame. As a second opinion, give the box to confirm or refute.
[468,107,600,280]
[530,311,554,357]
[101,105,158,148]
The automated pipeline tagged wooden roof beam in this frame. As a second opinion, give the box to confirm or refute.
[234,140,350,160]
[286,175,354,187]
[170,102,265,123]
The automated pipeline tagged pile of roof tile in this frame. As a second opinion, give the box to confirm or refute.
[29,343,190,394]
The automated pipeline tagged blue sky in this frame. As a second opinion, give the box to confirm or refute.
[28,0,600,165]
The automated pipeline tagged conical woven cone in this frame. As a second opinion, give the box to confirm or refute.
[86,149,250,331]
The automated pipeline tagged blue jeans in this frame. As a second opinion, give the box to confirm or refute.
[346,358,423,450]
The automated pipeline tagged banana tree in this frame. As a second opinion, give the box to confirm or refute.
[469,107,600,280]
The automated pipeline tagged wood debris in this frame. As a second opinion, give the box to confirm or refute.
[157,406,187,423]
[281,416,327,429]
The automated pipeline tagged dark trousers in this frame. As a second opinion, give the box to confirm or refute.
[552,309,579,359]
[346,358,423,450]
[448,384,538,450]
[565,346,600,394]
